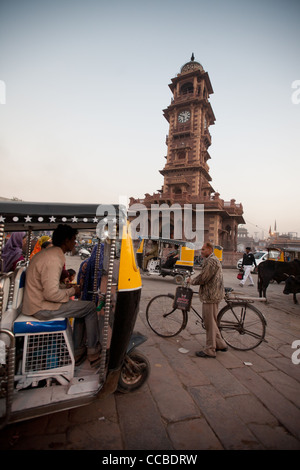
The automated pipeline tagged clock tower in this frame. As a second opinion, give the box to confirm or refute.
[160,53,215,202]
[129,55,244,253]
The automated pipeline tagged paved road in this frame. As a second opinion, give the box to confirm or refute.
[1,257,300,450]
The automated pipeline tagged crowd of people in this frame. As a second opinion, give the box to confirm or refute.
[1,232,53,273]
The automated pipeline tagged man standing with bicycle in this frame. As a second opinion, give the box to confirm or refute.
[187,242,227,358]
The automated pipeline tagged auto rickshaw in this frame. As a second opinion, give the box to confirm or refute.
[266,245,300,262]
[266,246,285,262]
[0,200,149,429]
[136,237,195,284]
[214,245,223,262]
[194,244,223,266]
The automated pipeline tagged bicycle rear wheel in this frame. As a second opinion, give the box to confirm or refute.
[146,294,187,337]
[217,302,266,351]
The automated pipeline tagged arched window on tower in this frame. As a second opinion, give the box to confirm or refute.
[177,150,185,160]
[174,187,182,195]
[180,82,193,95]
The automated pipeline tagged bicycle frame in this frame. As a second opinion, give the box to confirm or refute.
[171,287,267,324]
[224,291,267,326]
[188,298,267,330]
[167,291,204,329]
[146,283,267,351]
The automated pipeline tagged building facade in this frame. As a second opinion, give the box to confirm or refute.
[129,55,244,251]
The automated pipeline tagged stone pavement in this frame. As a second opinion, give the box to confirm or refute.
[1,263,300,451]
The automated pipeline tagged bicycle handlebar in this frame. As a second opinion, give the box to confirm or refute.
[181,282,266,303]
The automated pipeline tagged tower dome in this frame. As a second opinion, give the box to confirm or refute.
[180,53,203,73]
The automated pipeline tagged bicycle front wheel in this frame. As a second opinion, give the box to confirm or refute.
[217,302,266,351]
[146,294,187,337]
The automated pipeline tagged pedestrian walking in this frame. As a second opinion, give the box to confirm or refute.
[239,247,256,287]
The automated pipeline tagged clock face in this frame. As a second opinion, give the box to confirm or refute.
[178,110,191,123]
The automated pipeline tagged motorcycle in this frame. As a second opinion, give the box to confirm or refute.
[79,246,91,260]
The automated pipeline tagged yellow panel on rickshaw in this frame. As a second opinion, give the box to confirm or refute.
[136,239,144,254]
[118,225,142,292]
[175,246,194,267]
[214,245,223,261]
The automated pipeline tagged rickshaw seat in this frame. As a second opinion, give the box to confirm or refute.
[14,314,67,334]
[11,266,67,334]
[0,273,11,315]
[13,313,74,382]
[1,267,27,330]
[0,272,20,331]
[11,267,74,382]
[12,266,26,310]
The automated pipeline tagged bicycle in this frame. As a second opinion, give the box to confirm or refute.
[146,287,267,351]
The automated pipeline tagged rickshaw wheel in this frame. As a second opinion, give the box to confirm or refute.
[117,350,150,393]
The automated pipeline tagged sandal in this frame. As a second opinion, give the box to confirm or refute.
[75,351,87,366]
[89,355,101,369]
[195,351,216,358]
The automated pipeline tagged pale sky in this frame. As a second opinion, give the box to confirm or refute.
[1,0,299,238]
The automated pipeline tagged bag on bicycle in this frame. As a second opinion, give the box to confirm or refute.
[173,286,193,311]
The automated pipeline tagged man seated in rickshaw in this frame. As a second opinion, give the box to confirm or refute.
[161,245,179,269]
[22,224,101,368]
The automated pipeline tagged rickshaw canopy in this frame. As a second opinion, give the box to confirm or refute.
[0,200,126,232]
[137,236,195,249]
